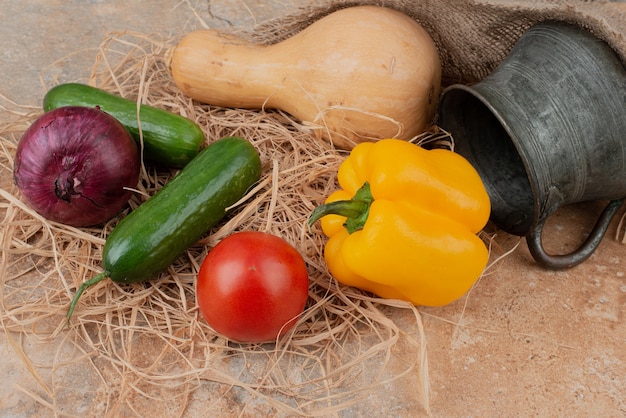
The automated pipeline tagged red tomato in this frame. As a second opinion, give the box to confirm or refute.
[196,231,309,343]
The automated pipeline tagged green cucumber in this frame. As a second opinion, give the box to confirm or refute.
[67,136,262,322]
[43,83,205,168]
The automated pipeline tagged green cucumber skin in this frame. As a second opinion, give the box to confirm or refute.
[102,136,262,284]
[43,83,205,168]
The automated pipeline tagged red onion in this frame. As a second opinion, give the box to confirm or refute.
[14,106,140,227]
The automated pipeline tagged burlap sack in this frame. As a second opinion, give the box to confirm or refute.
[247,0,626,85]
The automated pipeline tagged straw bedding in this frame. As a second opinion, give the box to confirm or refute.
[1,0,624,416]
[0,31,436,416]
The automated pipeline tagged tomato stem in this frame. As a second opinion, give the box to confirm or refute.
[66,272,108,326]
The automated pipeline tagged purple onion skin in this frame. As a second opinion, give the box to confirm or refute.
[14,106,140,227]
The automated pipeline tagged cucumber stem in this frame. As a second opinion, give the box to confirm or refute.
[66,272,108,326]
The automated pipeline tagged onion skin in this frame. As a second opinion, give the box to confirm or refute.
[14,106,140,227]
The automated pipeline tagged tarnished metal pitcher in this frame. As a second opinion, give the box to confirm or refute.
[438,21,626,270]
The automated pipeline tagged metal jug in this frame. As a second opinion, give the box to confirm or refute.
[438,21,626,270]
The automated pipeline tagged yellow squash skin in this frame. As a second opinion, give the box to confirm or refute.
[169,6,442,149]
[310,139,491,307]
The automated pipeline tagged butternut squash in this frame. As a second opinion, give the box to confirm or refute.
[169,6,442,149]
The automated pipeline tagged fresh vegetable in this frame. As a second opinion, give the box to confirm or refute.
[169,5,441,149]
[196,231,309,343]
[308,139,491,306]
[14,106,140,227]
[43,83,205,168]
[67,136,262,321]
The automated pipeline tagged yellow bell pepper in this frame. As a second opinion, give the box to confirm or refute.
[308,138,491,306]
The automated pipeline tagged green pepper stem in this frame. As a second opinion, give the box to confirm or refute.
[308,182,373,234]
[66,272,108,327]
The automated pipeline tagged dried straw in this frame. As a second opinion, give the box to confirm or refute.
[0,31,441,416]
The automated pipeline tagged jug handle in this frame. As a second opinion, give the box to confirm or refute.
[527,198,625,270]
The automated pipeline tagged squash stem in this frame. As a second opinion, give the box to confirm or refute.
[308,182,373,234]
[66,272,108,326]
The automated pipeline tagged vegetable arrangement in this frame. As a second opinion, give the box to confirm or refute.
[169,5,442,149]
[14,106,140,227]
[308,139,491,306]
[12,6,494,342]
